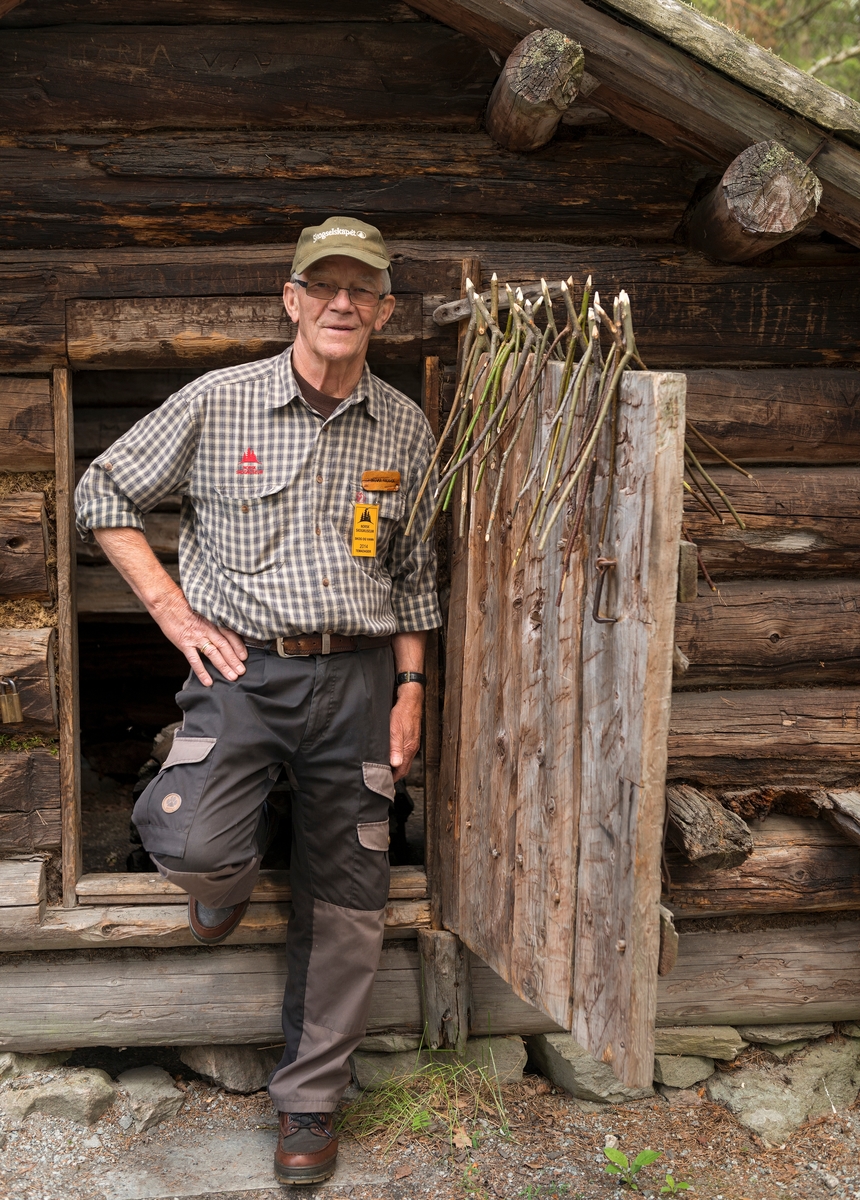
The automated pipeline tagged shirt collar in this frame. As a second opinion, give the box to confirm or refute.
[270,346,381,420]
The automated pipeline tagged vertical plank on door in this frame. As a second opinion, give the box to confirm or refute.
[422,356,443,920]
[455,360,584,1028]
[436,256,480,931]
[572,371,686,1088]
[53,368,81,908]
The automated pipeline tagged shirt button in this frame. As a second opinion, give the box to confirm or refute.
[315,527,321,536]
[241,505,249,513]
[104,462,113,471]
[322,578,330,587]
[316,473,323,483]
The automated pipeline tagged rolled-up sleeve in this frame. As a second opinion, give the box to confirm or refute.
[74,390,199,543]
[386,425,442,633]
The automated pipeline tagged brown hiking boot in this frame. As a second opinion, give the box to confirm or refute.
[274,1111,338,1185]
[188,897,249,945]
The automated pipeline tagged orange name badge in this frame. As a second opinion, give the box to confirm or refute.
[352,503,380,557]
[361,470,400,492]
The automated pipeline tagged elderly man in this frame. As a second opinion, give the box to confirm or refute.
[75,217,440,1186]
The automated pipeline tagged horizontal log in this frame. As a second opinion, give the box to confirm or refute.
[5,240,860,370]
[0,898,430,951]
[685,369,860,466]
[0,858,44,907]
[0,377,54,469]
[0,748,60,813]
[66,295,422,370]
[666,784,753,868]
[816,789,860,849]
[0,25,497,131]
[683,467,860,577]
[0,491,51,600]
[0,808,62,849]
[657,919,860,1026]
[0,134,699,249]
[76,511,179,564]
[687,141,821,263]
[0,0,422,22]
[668,687,860,786]
[674,578,860,689]
[665,815,860,918]
[75,864,428,905]
[0,628,57,729]
[74,407,155,458]
[76,562,180,616]
[484,28,584,152]
[0,943,559,1049]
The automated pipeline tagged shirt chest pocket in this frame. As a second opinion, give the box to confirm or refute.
[211,481,287,574]
[341,487,405,559]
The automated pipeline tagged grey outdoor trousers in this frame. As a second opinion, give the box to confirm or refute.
[132,645,395,1112]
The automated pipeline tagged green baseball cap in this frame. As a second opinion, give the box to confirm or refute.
[292,216,390,277]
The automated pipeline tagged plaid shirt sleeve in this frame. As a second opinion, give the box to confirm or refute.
[385,421,442,633]
[74,388,199,543]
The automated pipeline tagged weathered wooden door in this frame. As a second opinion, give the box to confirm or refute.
[439,364,686,1088]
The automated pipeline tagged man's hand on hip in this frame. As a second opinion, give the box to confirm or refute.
[93,527,247,687]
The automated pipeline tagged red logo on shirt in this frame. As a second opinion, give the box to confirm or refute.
[236,448,264,475]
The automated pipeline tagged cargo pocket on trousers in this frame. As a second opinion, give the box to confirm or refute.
[357,820,390,851]
[131,736,217,859]
[362,761,395,802]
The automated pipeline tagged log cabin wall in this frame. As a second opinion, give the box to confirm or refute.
[1,0,860,1033]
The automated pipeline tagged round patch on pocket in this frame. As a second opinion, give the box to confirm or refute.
[161,793,182,813]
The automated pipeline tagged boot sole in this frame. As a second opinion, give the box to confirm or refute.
[274,1156,338,1186]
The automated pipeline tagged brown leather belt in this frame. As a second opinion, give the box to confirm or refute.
[245,633,392,657]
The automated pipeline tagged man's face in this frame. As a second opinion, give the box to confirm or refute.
[283,254,396,368]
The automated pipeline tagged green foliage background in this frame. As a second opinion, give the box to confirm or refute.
[687,0,860,99]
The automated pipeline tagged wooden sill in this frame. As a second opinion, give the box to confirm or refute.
[75,864,427,905]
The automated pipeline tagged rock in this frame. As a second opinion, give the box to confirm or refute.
[0,1051,72,1080]
[179,1044,281,1094]
[118,1113,133,1130]
[350,1049,429,1090]
[653,1055,714,1089]
[659,1085,704,1106]
[736,1023,834,1045]
[357,1034,422,1054]
[840,1022,860,1038]
[82,1134,101,1149]
[0,1068,115,1126]
[707,1036,860,1145]
[462,1037,527,1084]
[526,1034,652,1103]
[653,1026,747,1059]
[764,1040,811,1062]
[117,1066,184,1133]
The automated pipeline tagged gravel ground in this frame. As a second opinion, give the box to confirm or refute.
[1,1060,857,1200]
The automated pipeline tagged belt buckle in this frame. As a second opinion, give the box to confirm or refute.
[275,633,330,657]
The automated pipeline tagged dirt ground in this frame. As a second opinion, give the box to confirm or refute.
[1,1052,857,1200]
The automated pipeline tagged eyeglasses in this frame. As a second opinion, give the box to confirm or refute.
[293,279,386,308]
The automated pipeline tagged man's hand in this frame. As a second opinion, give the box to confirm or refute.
[389,683,423,783]
[389,630,428,781]
[149,586,248,688]
[94,527,247,687]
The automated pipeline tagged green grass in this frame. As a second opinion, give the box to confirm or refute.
[0,732,58,754]
[340,1047,510,1154]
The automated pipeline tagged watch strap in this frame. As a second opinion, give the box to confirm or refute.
[396,671,426,686]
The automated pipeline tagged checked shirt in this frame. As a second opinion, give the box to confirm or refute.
[75,348,442,640]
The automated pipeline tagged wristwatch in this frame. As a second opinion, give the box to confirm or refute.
[396,671,426,686]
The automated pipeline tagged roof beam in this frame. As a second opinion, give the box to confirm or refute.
[0,1,27,15]
[409,0,860,249]
[485,28,584,150]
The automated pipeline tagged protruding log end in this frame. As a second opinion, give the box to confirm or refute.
[687,140,823,263]
[485,28,585,153]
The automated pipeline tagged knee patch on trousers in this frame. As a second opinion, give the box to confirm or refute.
[132,736,217,859]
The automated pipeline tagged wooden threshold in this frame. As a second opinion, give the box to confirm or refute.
[75,864,428,905]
